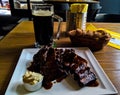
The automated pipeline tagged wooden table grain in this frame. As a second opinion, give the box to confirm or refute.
[0,21,120,95]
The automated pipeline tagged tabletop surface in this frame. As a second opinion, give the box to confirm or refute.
[0,21,120,95]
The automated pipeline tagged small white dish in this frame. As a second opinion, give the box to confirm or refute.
[23,71,43,92]
[23,78,43,91]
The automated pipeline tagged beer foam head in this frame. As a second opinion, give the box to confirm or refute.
[32,10,53,16]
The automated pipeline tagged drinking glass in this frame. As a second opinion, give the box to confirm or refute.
[32,3,63,47]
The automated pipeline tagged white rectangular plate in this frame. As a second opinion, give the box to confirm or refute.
[5,47,118,95]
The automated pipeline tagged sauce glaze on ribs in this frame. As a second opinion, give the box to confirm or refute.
[28,46,98,89]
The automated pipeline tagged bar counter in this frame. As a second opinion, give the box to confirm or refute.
[0,21,120,95]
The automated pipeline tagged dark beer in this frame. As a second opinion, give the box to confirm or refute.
[33,14,53,45]
[32,4,62,47]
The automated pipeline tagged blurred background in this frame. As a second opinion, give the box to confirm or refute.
[0,0,120,38]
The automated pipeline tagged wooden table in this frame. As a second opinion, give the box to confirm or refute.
[0,21,120,95]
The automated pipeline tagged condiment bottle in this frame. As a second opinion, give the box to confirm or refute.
[66,3,88,32]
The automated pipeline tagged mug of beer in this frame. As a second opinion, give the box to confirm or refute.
[32,3,63,47]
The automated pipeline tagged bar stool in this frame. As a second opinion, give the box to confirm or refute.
[95,13,120,22]
[87,2,102,22]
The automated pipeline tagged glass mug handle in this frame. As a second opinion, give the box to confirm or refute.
[52,14,63,39]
